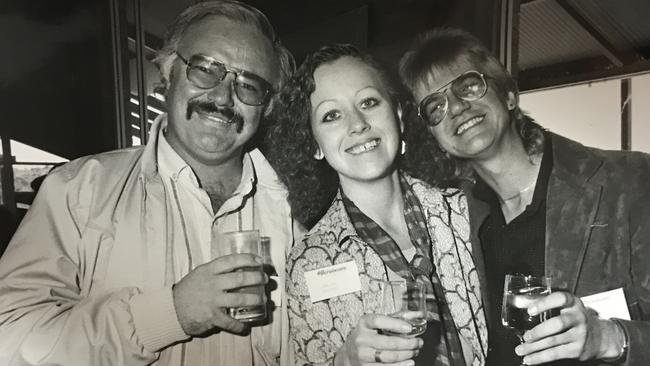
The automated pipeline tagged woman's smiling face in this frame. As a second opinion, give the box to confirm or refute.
[309,56,402,185]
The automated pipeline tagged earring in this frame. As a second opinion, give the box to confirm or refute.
[438,145,450,158]
[313,147,324,160]
[506,91,517,110]
[401,140,406,155]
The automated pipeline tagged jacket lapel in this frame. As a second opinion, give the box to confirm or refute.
[411,177,488,363]
[545,134,604,293]
[306,194,387,309]
[313,192,358,246]
[463,182,492,322]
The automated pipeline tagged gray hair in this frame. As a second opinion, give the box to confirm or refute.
[153,0,295,114]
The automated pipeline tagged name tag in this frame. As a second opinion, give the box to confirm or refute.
[304,261,362,303]
[581,287,631,320]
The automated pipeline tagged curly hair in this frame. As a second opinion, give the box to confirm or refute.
[265,44,456,229]
[399,27,545,179]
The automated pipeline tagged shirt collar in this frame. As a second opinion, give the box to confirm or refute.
[473,136,554,218]
[233,153,256,198]
[211,155,256,217]
[157,126,194,184]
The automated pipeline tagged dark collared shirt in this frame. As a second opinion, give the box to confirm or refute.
[475,140,553,366]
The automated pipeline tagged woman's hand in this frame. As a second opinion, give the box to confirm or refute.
[335,314,424,366]
[514,291,626,365]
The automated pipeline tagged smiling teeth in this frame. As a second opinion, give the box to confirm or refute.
[456,116,484,135]
[347,139,379,154]
[198,111,232,125]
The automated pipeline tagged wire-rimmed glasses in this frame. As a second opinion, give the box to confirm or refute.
[176,52,273,106]
[417,70,489,127]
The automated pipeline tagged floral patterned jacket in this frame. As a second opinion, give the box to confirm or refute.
[286,175,488,366]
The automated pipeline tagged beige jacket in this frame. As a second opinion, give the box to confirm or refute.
[0,119,300,366]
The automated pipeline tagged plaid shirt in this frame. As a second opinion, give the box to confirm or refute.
[341,174,465,366]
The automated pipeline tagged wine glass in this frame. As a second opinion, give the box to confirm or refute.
[501,274,552,364]
[380,280,427,337]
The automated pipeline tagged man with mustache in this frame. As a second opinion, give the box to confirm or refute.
[0,1,298,366]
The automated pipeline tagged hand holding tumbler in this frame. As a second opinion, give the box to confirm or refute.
[216,230,267,322]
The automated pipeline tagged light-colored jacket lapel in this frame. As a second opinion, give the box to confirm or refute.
[411,178,488,365]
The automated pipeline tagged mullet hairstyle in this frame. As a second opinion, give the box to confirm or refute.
[399,27,545,179]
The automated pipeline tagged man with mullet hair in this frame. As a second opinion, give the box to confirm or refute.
[399,27,650,366]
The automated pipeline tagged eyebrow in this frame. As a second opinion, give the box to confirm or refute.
[355,86,382,96]
[312,99,337,116]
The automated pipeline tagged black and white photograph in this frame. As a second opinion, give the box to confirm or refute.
[1,1,649,365]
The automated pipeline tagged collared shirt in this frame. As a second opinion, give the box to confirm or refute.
[158,129,258,273]
[156,128,276,366]
[475,139,554,366]
[0,114,296,366]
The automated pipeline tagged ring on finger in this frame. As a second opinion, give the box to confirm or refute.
[375,349,382,363]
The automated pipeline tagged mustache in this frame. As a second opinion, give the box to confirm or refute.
[186,100,245,133]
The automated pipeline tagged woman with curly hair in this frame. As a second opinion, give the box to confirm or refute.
[265,44,487,366]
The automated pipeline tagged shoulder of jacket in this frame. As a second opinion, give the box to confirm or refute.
[52,146,144,183]
[407,175,465,202]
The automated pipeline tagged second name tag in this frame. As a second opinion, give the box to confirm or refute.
[304,261,362,303]
[581,287,631,320]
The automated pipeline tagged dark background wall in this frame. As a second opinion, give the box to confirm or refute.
[1,0,502,160]
[1,0,118,160]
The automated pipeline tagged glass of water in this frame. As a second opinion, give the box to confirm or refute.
[380,280,427,337]
[215,230,266,323]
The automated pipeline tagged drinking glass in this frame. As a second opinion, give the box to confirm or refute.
[380,280,427,337]
[501,274,552,364]
[259,236,277,276]
[215,230,266,322]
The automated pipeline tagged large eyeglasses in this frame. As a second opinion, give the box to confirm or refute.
[176,52,274,106]
[418,70,488,127]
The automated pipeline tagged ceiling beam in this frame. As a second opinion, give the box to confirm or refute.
[555,0,639,67]
[519,55,650,91]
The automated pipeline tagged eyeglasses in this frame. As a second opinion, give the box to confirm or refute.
[417,70,488,127]
[175,52,274,106]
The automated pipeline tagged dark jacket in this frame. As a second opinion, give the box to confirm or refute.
[466,133,650,365]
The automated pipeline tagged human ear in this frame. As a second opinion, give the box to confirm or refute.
[396,103,404,133]
[506,91,518,110]
[313,146,324,160]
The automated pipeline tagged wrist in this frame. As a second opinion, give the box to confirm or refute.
[602,318,629,364]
